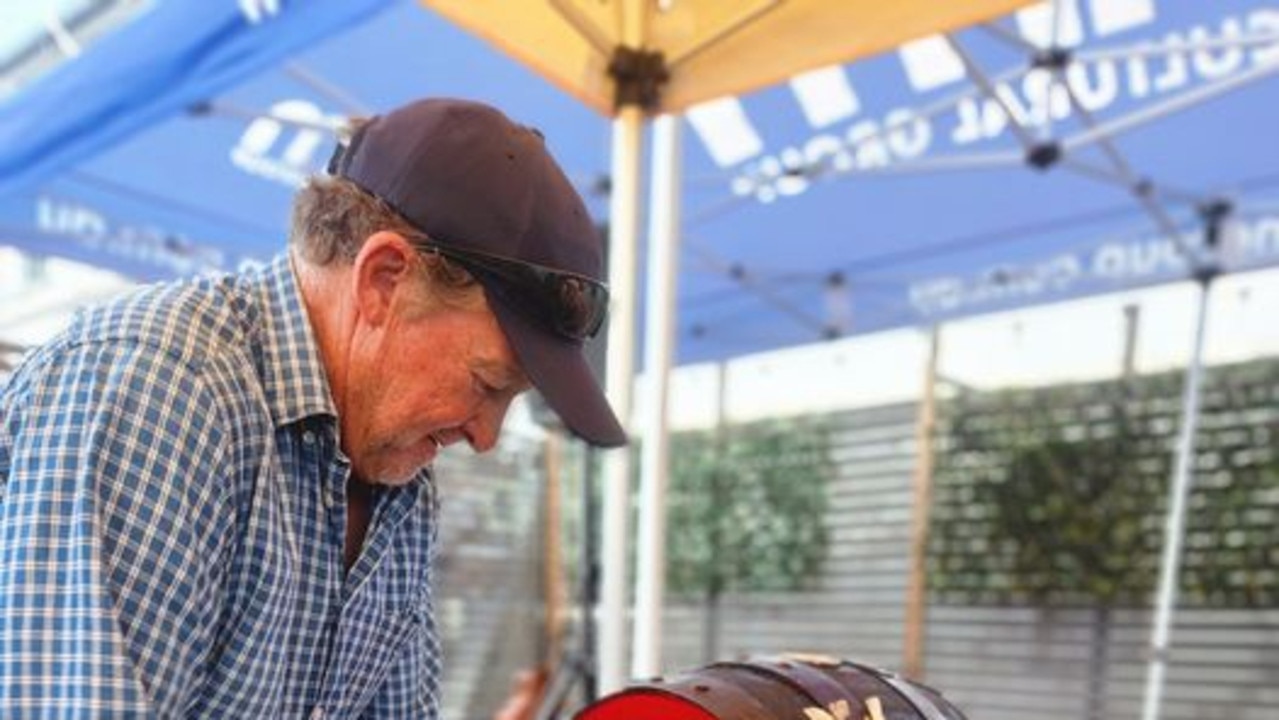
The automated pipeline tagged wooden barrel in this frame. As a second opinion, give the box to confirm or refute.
[575,654,967,720]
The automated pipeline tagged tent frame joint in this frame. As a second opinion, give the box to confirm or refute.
[1025,141,1062,171]
[1031,46,1072,71]
[1191,198,1233,283]
[608,46,669,113]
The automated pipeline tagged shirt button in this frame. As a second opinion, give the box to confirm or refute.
[302,431,316,445]
[309,707,325,720]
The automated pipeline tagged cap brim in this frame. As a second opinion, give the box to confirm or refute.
[489,300,627,448]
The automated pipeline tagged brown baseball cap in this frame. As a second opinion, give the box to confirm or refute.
[328,98,626,447]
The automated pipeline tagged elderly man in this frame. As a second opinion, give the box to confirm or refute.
[0,98,624,718]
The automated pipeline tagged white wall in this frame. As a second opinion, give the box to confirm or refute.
[641,266,1279,431]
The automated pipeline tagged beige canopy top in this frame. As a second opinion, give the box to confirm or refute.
[420,0,1036,114]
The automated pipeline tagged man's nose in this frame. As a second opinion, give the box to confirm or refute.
[463,399,511,453]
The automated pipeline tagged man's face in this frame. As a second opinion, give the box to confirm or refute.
[337,238,530,485]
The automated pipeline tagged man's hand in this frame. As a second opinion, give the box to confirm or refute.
[493,667,548,720]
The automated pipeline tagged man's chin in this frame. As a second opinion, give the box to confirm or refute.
[368,465,426,487]
[355,454,431,487]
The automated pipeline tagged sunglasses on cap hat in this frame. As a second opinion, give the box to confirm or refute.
[413,240,609,342]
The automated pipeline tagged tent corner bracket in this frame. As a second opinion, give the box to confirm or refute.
[608,46,669,113]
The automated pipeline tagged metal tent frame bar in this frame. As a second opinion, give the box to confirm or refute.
[689,11,1278,344]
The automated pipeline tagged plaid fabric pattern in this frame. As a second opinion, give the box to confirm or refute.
[0,256,441,719]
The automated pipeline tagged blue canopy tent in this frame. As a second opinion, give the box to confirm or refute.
[2,0,1276,359]
[2,1,1278,718]
[0,0,611,282]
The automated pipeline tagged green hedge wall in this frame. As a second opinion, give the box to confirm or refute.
[663,418,833,597]
[930,358,1279,608]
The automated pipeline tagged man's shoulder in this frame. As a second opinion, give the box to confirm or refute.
[66,272,259,370]
[4,256,313,429]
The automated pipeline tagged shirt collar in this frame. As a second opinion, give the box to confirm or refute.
[253,253,338,427]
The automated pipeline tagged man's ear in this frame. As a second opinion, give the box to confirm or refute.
[352,231,416,326]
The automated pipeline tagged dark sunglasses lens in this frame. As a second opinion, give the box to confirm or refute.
[445,248,607,341]
[548,276,607,339]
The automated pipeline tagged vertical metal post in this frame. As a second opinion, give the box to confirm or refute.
[702,361,729,663]
[903,326,941,679]
[1140,277,1213,720]
[597,104,644,694]
[631,113,682,680]
[579,445,598,704]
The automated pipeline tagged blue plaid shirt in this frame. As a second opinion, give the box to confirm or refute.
[0,255,441,718]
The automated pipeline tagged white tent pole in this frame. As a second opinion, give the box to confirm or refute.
[944,34,1039,151]
[847,151,1025,174]
[1063,60,1279,153]
[1140,275,1214,720]
[41,7,82,58]
[1051,69,1193,256]
[1073,31,1279,63]
[282,62,370,114]
[1058,158,1202,205]
[598,105,645,694]
[600,0,652,692]
[1037,0,1063,144]
[631,113,682,680]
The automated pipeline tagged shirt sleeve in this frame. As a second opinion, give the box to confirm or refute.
[0,338,234,717]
